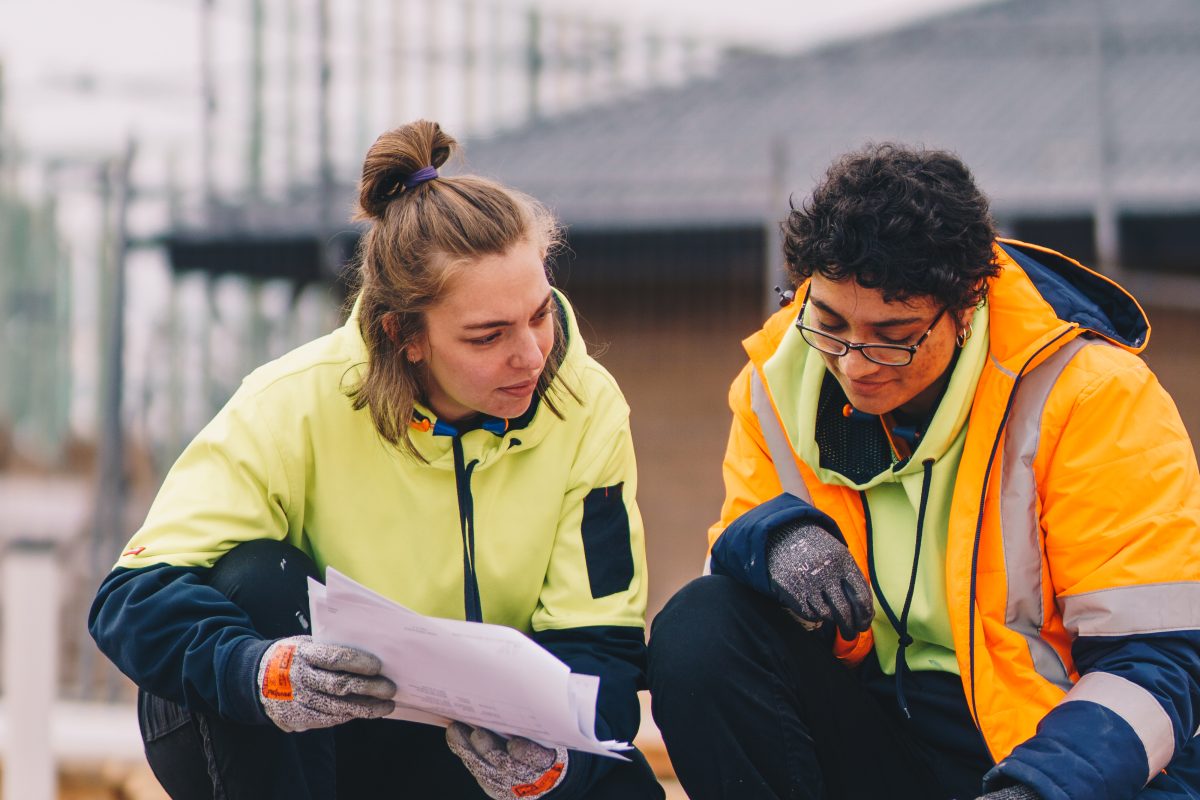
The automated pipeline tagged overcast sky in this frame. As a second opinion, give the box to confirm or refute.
[0,0,999,270]
[555,0,995,48]
[0,0,996,162]
[0,0,1000,228]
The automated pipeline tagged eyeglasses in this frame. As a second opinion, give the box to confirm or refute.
[795,287,948,367]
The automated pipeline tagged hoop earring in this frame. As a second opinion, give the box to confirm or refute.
[956,321,974,348]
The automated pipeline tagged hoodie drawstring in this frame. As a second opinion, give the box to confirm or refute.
[863,457,936,719]
[450,435,483,623]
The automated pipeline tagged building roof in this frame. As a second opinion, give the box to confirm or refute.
[460,0,1200,231]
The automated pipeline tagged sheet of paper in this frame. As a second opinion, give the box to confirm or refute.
[309,569,631,759]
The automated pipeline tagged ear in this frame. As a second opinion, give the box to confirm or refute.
[381,312,402,347]
[406,333,428,364]
[953,304,980,348]
[960,304,979,327]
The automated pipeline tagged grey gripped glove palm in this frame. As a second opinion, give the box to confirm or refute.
[256,635,396,732]
[973,784,1041,800]
[446,721,569,799]
[765,521,874,640]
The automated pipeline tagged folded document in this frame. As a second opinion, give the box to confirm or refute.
[308,569,631,759]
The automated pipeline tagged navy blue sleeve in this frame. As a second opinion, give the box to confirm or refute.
[88,565,272,725]
[985,630,1200,800]
[530,625,647,799]
[710,492,845,595]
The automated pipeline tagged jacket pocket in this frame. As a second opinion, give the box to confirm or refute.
[580,483,635,599]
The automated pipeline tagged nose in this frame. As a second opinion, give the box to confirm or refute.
[510,328,545,371]
[837,347,881,379]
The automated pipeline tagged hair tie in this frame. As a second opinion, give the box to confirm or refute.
[403,165,438,190]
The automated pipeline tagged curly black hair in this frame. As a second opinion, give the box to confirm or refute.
[782,143,1000,314]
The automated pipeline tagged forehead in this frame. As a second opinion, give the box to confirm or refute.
[808,275,938,320]
[436,241,550,319]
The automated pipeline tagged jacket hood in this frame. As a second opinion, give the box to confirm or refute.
[994,239,1149,352]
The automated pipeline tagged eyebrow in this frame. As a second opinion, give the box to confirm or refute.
[460,292,553,330]
[809,296,926,329]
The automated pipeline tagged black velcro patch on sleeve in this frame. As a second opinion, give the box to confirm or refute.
[580,483,635,599]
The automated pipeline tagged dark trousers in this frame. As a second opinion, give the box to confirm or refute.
[139,539,662,799]
[647,575,993,800]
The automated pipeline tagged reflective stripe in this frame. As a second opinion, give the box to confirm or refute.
[750,370,812,503]
[998,337,1091,692]
[989,352,1017,380]
[1063,582,1200,637]
[1062,671,1176,781]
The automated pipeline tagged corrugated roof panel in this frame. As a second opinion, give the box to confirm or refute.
[464,0,1200,228]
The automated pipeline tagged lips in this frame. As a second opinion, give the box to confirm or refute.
[847,379,891,396]
[499,379,536,395]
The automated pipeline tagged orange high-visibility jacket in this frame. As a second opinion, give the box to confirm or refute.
[709,240,1200,798]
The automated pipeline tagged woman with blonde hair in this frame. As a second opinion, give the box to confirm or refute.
[90,120,663,800]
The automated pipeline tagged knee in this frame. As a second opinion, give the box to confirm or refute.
[209,539,319,638]
[594,750,667,800]
[648,575,770,685]
[210,539,317,592]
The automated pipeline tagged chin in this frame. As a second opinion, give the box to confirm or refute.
[847,400,887,416]
[843,392,905,416]
[484,397,535,420]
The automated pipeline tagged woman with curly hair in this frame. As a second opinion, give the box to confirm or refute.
[648,144,1200,800]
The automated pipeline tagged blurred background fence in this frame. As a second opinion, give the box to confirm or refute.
[0,0,731,709]
[0,0,1198,795]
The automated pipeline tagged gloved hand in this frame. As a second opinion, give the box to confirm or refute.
[446,721,568,799]
[766,522,874,640]
[975,784,1040,799]
[256,635,396,732]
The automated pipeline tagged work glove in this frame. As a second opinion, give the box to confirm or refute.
[256,635,396,732]
[446,721,568,799]
[974,784,1040,799]
[766,522,874,640]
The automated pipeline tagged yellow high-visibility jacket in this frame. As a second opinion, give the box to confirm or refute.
[89,291,648,796]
